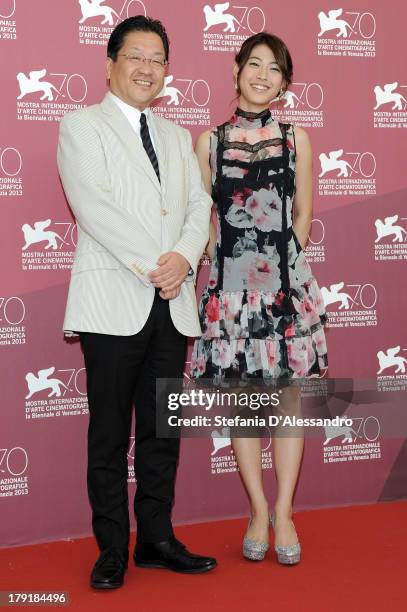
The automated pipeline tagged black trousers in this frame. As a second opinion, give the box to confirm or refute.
[80,291,187,558]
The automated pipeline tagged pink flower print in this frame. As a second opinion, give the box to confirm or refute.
[257,126,272,141]
[287,339,316,377]
[247,255,279,290]
[314,328,327,352]
[287,136,294,150]
[207,259,218,288]
[225,148,248,162]
[221,292,230,310]
[228,126,246,142]
[266,144,283,157]
[257,260,271,273]
[297,295,320,327]
[213,341,231,368]
[247,290,261,307]
[193,355,207,375]
[236,338,246,354]
[314,290,325,312]
[274,290,285,306]
[286,341,304,375]
[246,188,281,232]
[205,294,220,323]
[284,322,296,338]
[232,188,252,207]
[243,126,273,146]
[223,292,243,325]
[265,340,277,368]
[223,165,248,179]
[226,201,253,228]
[226,187,281,232]
[221,292,237,324]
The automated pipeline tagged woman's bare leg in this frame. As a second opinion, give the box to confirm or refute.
[231,436,269,542]
[272,386,303,546]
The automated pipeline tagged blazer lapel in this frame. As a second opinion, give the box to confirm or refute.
[100,94,161,192]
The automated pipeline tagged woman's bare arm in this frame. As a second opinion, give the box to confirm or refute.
[292,126,313,249]
[195,130,216,259]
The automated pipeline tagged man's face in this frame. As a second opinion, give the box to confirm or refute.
[106,30,166,110]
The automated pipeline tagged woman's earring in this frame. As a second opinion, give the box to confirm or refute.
[279,89,285,100]
[234,80,238,90]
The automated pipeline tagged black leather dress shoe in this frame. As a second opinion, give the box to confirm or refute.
[90,549,128,589]
[134,537,217,574]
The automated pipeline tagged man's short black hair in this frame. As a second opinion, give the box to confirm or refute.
[107,15,169,61]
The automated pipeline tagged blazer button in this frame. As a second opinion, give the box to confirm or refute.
[161,209,168,215]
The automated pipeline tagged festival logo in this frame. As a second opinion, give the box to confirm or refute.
[154,74,211,127]
[17,70,62,101]
[21,219,76,272]
[79,0,119,25]
[0,445,29,498]
[0,0,17,41]
[304,218,326,264]
[317,8,376,58]
[77,0,147,46]
[318,149,376,197]
[210,426,272,475]
[270,81,324,129]
[0,296,26,347]
[203,2,242,32]
[321,281,378,328]
[202,2,266,53]
[377,345,407,393]
[0,145,22,197]
[16,69,88,122]
[24,366,88,420]
[323,416,381,464]
[318,9,354,38]
[377,347,407,376]
[373,82,407,129]
[374,214,407,262]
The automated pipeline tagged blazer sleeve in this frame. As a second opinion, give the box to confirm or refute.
[172,129,212,279]
[57,111,158,287]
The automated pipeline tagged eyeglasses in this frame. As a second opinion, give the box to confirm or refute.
[118,53,168,70]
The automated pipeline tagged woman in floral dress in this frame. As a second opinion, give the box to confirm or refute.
[191,33,328,564]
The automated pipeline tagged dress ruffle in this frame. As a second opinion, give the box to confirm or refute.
[191,283,328,380]
[191,332,328,381]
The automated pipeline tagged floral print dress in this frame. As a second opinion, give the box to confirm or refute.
[191,107,328,383]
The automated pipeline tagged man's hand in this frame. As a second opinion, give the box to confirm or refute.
[149,252,190,290]
[159,286,181,300]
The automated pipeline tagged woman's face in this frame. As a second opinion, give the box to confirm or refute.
[234,44,285,112]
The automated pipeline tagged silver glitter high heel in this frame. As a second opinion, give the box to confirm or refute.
[270,514,301,565]
[242,518,270,561]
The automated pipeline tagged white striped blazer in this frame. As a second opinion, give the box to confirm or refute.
[57,93,211,336]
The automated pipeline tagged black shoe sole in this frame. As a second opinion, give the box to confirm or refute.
[90,580,124,590]
[134,559,217,574]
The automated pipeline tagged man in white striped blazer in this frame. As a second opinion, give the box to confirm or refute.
[57,16,215,589]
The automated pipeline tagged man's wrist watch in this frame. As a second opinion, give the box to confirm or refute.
[187,267,194,277]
